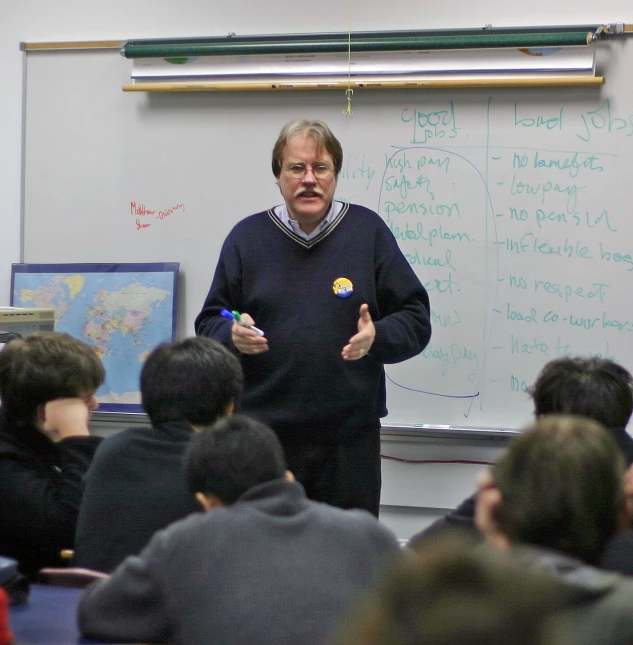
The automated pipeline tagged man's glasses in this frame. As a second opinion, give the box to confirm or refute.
[284,164,333,179]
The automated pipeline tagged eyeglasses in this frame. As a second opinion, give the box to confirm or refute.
[284,163,334,179]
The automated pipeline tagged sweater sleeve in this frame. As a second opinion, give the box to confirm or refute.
[370,222,432,364]
[55,435,104,514]
[194,233,240,349]
[78,531,172,643]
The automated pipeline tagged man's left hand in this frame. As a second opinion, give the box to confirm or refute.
[342,303,375,361]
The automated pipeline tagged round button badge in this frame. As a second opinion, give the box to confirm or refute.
[332,277,354,298]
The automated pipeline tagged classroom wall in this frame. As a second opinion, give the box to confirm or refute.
[3,0,633,539]
[2,0,633,305]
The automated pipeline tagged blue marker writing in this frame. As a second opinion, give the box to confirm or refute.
[220,308,265,337]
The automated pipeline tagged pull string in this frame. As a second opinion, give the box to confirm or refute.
[342,0,353,115]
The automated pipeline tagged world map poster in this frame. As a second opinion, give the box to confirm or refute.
[11,263,179,412]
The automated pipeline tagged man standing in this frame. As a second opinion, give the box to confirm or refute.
[195,119,431,516]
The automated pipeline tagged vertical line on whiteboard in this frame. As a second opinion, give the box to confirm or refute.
[467,96,493,417]
[19,51,27,263]
[480,96,492,414]
[342,0,354,116]
[464,96,501,418]
[482,96,493,413]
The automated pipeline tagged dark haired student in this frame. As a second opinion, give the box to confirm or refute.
[409,356,633,576]
[79,415,398,645]
[0,332,104,578]
[72,336,243,573]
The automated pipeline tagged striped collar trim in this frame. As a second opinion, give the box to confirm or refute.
[267,202,350,249]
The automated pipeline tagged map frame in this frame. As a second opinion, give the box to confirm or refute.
[10,262,179,414]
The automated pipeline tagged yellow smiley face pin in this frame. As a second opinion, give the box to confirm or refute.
[332,277,354,298]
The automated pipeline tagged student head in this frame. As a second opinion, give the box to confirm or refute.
[332,532,570,645]
[140,336,243,427]
[477,415,628,566]
[529,356,633,430]
[0,331,104,428]
[184,414,288,510]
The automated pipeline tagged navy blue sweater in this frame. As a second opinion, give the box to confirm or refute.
[0,409,102,578]
[195,203,431,443]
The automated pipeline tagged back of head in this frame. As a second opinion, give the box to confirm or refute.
[332,532,570,645]
[495,415,626,565]
[184,414,287,505]
[0,331,104,427]
[529,357,633,430]
[141,336,243,426]
[271,119,343,178]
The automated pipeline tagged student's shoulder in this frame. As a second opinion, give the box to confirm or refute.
[602,571,633,608]
[564,570,633,641]
[0,429,20,455]
[312,503,398,546]
[91,426,153,460]
[143,506,211,554]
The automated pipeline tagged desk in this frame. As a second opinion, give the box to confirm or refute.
[10,584,142,645]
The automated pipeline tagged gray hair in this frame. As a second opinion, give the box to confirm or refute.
[271,119,343,178]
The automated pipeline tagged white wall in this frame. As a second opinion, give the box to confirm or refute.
[2,0,633,304]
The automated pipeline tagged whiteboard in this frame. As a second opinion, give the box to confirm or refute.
[22,43,633,430]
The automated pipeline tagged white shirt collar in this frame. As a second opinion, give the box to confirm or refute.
[273,201,344,241]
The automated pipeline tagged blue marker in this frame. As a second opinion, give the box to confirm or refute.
[220,308,265,337]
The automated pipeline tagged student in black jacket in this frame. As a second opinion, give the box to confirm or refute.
[0,332,104,578]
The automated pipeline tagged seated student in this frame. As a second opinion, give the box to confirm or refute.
[331,532,571,645]
[0,332,104,579]
[476,415,633,645]
[410,356,633,549]
[78,415,399,645]
[72,336,243,573]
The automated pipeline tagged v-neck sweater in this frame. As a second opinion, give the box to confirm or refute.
[195,203,431,443]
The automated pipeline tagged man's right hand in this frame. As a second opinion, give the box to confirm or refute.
[231,313,269,355]
[40,398,92,441]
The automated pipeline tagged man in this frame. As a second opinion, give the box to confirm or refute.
[72,336,243,573]
[475,415,633,644]
[78,415,400,645]
[195,119,431,516]
[410,356,633,549]
[0,332,104,578]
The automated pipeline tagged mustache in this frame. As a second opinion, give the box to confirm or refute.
[294,187,325,198]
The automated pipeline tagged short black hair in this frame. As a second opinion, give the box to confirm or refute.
[141,336,243,426]
[0,331,104,427]
[529,356,633,430]
[495,415,625,566]
[184,415,287,505]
